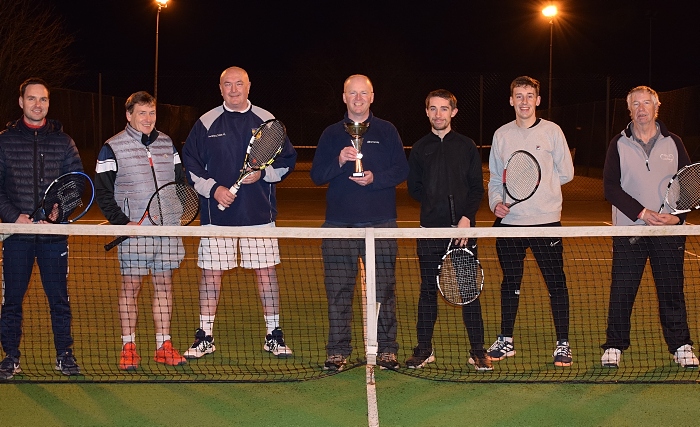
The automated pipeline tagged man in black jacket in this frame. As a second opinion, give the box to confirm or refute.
[406,89,491,370]
[0,78,83,379]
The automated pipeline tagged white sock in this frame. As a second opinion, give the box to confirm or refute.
[264,314,279,335]
[122,333,135,347]
[505,336,513,343]
[200,315,215,337]
[156,333,171,349]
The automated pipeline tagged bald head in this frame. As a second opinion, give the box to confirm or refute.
[343,74,373,92]
[219,66,251,111]
[343,74,374,122]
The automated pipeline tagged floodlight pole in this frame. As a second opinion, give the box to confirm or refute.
[542,4,557,120]
[154,1,169,99]
[548,19,553,119]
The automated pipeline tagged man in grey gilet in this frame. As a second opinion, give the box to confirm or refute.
[95,91,187,371]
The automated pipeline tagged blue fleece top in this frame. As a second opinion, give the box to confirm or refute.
[310,111,408,225]
[182,102,296,226]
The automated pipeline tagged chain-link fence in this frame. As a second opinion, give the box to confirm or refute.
[39,72,700,193]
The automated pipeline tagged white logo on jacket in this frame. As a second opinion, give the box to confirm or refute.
[660,153,675,162]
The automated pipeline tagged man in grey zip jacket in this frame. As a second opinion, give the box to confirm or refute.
[601,85,698,369]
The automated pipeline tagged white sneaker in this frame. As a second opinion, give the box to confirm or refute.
[183,328,216,359]
[263,328,293,357]
[486,335,515,361]
[673,344,699,369]
[601,348,621,368]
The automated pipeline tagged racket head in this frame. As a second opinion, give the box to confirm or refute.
[246,119,286,170]
[31,171,95,224]
[146,182,200,226]
[503,150,541,204]
[663,162,700,214]
[437,246,484,305]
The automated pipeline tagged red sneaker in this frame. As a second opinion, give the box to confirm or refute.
[154,340,186,366]
[119,342,141,371]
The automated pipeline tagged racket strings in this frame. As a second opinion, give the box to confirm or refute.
[148,184,199,226]
[44,176,88,222]
[248,121,285,166]
[439,249,482,304]
[666,169,700,212]
[505,155,540,200]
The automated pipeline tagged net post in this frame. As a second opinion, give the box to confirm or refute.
[362,227,380,427]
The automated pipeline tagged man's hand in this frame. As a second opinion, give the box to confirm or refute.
[454,216,471,247]
[494,202,510,219]
[214,185,236,208]
[14,214,33,224]
[349,170,374,186]
[240,170,261,185]
[339,146,360,167]
[643,210,681,226]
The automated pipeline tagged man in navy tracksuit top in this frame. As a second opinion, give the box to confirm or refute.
[601,85,698,369]
[181,67,297,359]
[310,74,409,371]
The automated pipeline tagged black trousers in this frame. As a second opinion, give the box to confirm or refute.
[494,222,569,342]
[415,238,485,351]
[603,235,692,354]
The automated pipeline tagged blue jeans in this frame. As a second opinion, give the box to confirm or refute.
[1,237,74,358]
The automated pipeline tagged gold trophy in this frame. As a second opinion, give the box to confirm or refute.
[344,121,370,177]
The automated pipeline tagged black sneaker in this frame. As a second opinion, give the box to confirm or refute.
[0,355,21,380]
[323,354,347,371]
[553,341,573,367]
[405,346,435,369]
[377,352,400,370]
[55,351,81,376]
[263,328,293,357]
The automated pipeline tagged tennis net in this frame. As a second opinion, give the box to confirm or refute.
[1,223,699,383]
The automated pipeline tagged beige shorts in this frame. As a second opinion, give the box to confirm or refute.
[197,223,280,270]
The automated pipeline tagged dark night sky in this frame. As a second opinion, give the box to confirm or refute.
[51,0,700,105]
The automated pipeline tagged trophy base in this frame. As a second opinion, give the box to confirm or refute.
[352,172,365,177]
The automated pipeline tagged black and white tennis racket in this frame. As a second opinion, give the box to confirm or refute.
[494,150,541,225]
[630,162,700,244]
[1,171,95,242]
[436,195,484,305]
[502,150,541,208]
[104,181,200,251]
[217,119,286,211]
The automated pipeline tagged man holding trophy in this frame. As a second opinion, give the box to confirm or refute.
[310,74,409,371]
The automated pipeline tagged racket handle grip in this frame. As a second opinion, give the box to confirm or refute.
[217,184,241,211]
[104,235,129,251]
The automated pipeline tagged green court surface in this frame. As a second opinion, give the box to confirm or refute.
[2,172,700,425]
[1,373,700,426]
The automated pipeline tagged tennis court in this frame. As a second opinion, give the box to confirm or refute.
[2,168,700,425]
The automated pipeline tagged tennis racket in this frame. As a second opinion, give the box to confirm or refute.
[0,171,94,242]
[436,195,484,305]
[494,150,541,225]
[217,119,286,211]
[104,181,200,251]
[630,162,700,244]
[502,150,541,208]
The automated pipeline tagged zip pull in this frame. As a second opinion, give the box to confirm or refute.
[40,153,45,183]
[646,159,650,171]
